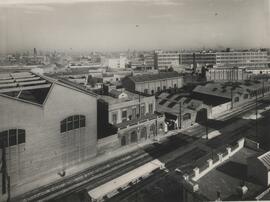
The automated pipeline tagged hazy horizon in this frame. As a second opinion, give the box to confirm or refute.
[0,0,269,54]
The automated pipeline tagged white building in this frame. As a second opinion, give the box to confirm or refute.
[216,51,268,68]
[108,56,128,69]
[155,50,180,70]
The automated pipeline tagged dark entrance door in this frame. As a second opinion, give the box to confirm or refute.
[121,136,126,146]
[196,108,207,123]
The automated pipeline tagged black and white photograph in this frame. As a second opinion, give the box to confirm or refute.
[0,0,270,201]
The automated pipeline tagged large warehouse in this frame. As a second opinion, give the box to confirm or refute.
[0,72,97,197]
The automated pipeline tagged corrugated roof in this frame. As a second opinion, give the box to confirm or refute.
[129,71,180,83]
[258,151,270,170]
[0,72,97,106]
[0,72,52,105]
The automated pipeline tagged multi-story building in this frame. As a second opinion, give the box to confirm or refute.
[108,55,128,69]
[144,52,157,69]
[180,52,216,66]
[206,67,250,82]
[122,71,183,95]
[97,89,165,146]
[216,51,268,68]
[0,72,97,199]
[155,50,180,70]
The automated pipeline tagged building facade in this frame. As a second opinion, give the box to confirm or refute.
[155,50,180,70]
[216,51,268,68]
[122,71,183,95]
[156,92,210,130]
[206,67,250,82]
[180,52,216,65]
[0,72,97,198]
[97,90,165,145]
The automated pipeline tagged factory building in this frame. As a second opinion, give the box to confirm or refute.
[122,71,183,95]
[216,51,268,68]
[193,80,270,108]
[0,72,97,197]
[156,92,210,130]
[155,50,180,70]
[206,67,250,82]
[97,89,165,146]
[180,52,216,65]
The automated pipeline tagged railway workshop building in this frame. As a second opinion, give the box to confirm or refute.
[156,92,211,130]
[97,88,165,147]
[121,71,183,95]
[0,72,97,197]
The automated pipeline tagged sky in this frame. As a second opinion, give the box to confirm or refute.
[0,0,269,53]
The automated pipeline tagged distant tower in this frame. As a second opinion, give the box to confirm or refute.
[192,53,197,73]
[34,48,37,57]
[34,48,37,63]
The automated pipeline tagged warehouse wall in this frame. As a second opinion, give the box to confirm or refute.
[0,83,97,193]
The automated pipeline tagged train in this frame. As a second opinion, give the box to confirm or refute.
[88,159,165,202]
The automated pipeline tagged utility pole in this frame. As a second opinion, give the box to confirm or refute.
[205,113,208,140]
[262,80,265,97]
[255,91,258,141]
[1,140,6,195]
[178,101,182,129]
[155,115,158,137]
[231,88,233,109]
[138,93,141,118]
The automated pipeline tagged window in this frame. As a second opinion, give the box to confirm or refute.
[60,115,86,133]
[234,97,239,103]
[183,113,191,121]
[0,129,26,147]
[149,103,153,114]
[112,113,118,124]
[132,108,136,119]
[122,110,127,122]
[144,89,148,94]
[244,94,249,99]
[141,105,145,116]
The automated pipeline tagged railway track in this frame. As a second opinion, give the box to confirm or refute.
[13,97,270,202]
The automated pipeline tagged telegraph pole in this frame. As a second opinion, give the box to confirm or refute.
[231,88,233,109]
[1,140,6,195]
[205,113,208,140]
[178,102,182,129]
[255,91,258,141]
[262,80,265,97]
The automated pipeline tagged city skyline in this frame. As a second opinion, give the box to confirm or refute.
[0,0,269,54]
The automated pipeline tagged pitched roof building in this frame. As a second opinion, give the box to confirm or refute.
[122,71,183,95]
[0,72,98,199]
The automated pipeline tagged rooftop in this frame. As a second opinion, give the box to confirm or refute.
[197,147,264,201]
[0,72,96,106]
[115,113,161,129]
[129,71,181,83]
[258,151,270,170]
[0,72,52,105]
[100,90,152,105]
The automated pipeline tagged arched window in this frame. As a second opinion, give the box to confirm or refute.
[183,113,191,121]
[130,131,138,143]
[140,127,147,139]
[60,115,86,133]
[234,97,239,103]
[0,129,26,147]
